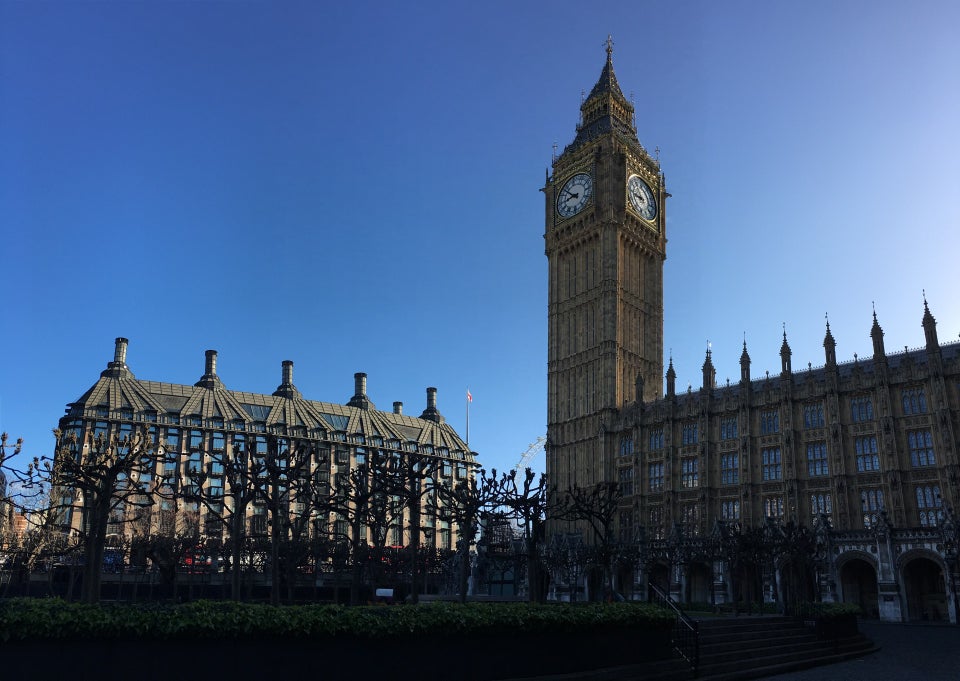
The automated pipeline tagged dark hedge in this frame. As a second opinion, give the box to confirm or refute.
[0,598,674,642]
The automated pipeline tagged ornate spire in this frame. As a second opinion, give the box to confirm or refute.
[823,313,837,367]
[586,35,628,103]
[562,37,641,158]
[922,292,939,350]
[871,303,886,358]
[780,324,792,375]
[702,342,715,390]
[666,354,676,397]
[739,337,751,384]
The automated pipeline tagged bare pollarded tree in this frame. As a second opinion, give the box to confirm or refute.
[311,450,403,605]
[502,467,549,602]
[436,467,511,603]
[552,481,623,601]
[46,427,161,603]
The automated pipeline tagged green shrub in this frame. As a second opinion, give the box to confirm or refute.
[0,599,673,643]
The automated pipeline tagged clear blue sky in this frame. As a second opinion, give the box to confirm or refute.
[2,1,958,478]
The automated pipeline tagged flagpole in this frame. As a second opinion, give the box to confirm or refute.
[465,388,470,448]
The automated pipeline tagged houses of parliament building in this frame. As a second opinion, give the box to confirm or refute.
[544,43,960,622]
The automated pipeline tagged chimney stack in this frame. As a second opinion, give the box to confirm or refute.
[205,350,218,376]
[113,337,128,366]
[103,337,135,378]
[419,387,444,423]
[393,401,403,415]
[194,348,222,388]
[347,371,375,410]
[272,360,301,398]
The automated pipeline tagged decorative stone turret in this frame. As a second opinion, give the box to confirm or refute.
[702,345,716,391]
[419,387,444,423]
[871,306,886,359]
[823,316,837,368]
[922,296,939,351]
[567,35,639,156]
[780,327,792,376]
[739,339,751,384]
[347,372,375,410]
[666,357,676,398]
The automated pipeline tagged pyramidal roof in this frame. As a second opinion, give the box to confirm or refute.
[561,37,648,160]
[586,38,630,105]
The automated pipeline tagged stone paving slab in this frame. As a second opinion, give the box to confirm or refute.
[763,620,958,681]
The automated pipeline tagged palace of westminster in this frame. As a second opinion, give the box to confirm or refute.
[543,43,960,622]
[41,45,960,622]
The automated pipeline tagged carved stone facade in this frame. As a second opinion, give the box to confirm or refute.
[545,42,666,496]
[545,47,960,622]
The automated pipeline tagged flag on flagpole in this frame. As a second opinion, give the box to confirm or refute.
[466,389,473,403]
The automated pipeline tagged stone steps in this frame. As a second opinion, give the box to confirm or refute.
[496,615,876,681]
[693,616,875,680]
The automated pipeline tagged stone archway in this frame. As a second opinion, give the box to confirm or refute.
[615,563,634,598]
[586,565,605,601]
[902,556,948,622]
[686,562,712,604]
[839,556,879,617]
[647,562,669,596]
[778,557,818,614]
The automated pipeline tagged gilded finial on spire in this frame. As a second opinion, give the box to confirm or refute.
[606,34,614,59]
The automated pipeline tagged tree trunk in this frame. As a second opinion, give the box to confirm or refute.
[350,516,364,605]
[525,536,539,602]
[81,496,111,603]
[230,514,244,601]
[269,501,281,606]
[458,510,479,604]
[409,505,421,605]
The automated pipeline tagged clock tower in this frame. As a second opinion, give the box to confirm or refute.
[545,40,666,491]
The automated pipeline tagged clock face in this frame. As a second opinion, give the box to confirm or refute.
[556,173,593,218]
[628,174,658,221]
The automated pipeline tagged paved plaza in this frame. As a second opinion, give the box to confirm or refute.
[765,620,959,681]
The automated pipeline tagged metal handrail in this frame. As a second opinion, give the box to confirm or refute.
[650,583,699,677]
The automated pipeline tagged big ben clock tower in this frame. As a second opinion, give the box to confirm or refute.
[545,39,666,491]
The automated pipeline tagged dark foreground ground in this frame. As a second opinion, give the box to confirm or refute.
[765,619,959,681]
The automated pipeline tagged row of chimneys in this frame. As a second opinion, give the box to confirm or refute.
[108,338,444,422]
